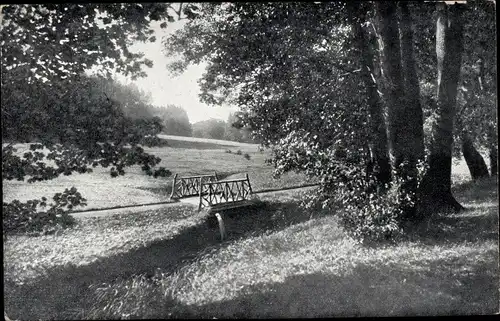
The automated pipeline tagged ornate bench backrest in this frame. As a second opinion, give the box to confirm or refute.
[170,172,218,199]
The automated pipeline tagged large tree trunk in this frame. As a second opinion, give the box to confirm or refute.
[461,132,490,180]
[376,2,419,219]
[419,3,465,213]
[399,2,425,162]
[347,2,391,188]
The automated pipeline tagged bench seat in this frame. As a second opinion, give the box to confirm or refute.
[207,199,259,214]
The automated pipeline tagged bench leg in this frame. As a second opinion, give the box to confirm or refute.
[214,212,227,241]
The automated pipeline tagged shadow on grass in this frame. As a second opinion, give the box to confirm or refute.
[453,176,498,204]
[408,204,499,246]
[407,176,499,245]
[4,200,326,320]
[175,255,499,318]
[5,177,498,319]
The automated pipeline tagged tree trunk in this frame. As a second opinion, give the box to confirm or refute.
[419,3,465,213]
[376,2,419,219]
[488,125,498,176]
[347,2,391,188]
[399,2,425,162]
[461,132,489,180]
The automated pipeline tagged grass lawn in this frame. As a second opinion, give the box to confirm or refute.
[2,137,315,211]
[3,172,498,319]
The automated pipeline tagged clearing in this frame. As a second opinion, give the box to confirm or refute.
[2,135,315,211]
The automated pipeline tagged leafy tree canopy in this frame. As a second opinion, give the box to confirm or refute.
[192,118,226,140]
[154,105,193,137]
[164,2,372,171]
[1,3,201,83]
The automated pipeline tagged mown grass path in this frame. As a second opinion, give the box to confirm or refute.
[69,184,320,218]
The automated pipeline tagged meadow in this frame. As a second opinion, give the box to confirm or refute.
[2,136,315,211]
[3,136,499,318]
[4,176,498,319]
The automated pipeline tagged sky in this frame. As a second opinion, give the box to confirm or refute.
[113,20,236,124]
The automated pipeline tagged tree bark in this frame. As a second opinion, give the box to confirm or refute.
[419,3,465,213]
[376,2,419,219]
[461,132,490,180]
[488,125,498,176]
[399,2,425,162]
[347,2,391,188]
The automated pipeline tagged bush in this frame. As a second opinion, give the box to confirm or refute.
[337,187,404,244]
[236,149,242,155]
[3,187,85,236]
[302,161,406,244]
[140,135,169,147]
[243,153,251,160]
[225,149,232,153]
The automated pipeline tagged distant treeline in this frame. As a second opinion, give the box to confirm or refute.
[191,115,255,143]
[94,77,257,143]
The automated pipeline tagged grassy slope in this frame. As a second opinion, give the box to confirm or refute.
[4,173,498,319]
[2,137,314,210]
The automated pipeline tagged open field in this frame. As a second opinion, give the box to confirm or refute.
[158,134,260,150]
[3,176,498,319]
[3,136,498,318]
[2,135,485,212]
[2,136,315,211]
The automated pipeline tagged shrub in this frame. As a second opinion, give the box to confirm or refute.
[140,135,169,147]
[302,161,406,244]
[225,149,232,153]
[3,187,85,235]
[236,149,242,155]
[337,187,404,244]
[243,153,251,160]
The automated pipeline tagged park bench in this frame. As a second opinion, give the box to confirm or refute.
[169,172,219,199]
[170,172,257,240]
[198,173,257,240]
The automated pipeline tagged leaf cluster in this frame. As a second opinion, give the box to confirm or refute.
[3,187,85,235]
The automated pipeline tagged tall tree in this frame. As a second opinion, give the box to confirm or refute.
[347,2,391,188]
[375,1,420,219]
[157,105,193,137]
[399,2,425,162]
[419,2,466,212]
[454,0,497,179]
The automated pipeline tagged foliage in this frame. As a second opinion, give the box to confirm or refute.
[1,4,192,231]
[154,105,193,137]
[163,2,402,240]
[3,187,85,235]
[455,1,496,153]
[223,112,256,143]
[164,2,370,157]
[410,1,496,159]
[1,74,170,183]
[192,118,226,140]
[243,153,251,160]
[0,3,201,82]
[91,77,156,120]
